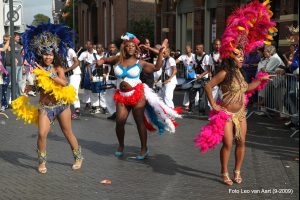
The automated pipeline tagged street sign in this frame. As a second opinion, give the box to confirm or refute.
[7,10,20,22]
[4,3,22,26]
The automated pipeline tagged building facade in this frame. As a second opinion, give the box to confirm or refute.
[156,0,299,52]
[75,0,298,51]
[77,0,156,48]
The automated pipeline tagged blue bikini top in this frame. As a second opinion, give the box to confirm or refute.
[114,60,142,79]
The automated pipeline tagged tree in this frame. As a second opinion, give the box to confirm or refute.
[31,14,50,26]
[128,18,155,45]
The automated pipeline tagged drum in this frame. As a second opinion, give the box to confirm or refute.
[91,81,106,93]
[176,78,186,87]
[181,82,193,90]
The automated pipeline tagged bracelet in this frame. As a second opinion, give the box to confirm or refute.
[49,72,58,79]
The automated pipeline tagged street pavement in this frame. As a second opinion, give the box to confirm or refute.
[0,92,299,200]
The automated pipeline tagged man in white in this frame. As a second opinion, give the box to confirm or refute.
[160,48,177,108]
[208,39,222,109]
[176,45,196,108]
[78,41,105,113]
[102,43,119,120]
[65,47,81,118]
[188,44,210,113]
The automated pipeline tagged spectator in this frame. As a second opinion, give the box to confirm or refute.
[0,34,11,111]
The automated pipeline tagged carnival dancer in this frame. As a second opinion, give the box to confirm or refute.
[98,33,181,159]
[11,23,83,174]
[194,0,277,185]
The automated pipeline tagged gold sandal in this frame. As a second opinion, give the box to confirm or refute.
[37,150,47,174]
[72,146,83,170]
[233,170,243,184]
[222,172,233,186]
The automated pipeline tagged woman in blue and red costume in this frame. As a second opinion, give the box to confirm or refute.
[11,23,83,174]
[98,33,181,159]
[194,0,277,185]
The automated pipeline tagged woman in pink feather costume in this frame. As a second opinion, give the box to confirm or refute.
[203,50,274,186]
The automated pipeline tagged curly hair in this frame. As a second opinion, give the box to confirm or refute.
[119,41,141,63]
[221,58,246,86]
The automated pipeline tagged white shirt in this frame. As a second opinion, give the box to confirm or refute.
[266,53,285,72]
[66,48,81,75]
[177,54,196,67]
[195,52,210,78]
[208,52,221,72]
[162,57,177,85]
[78,50,98,64]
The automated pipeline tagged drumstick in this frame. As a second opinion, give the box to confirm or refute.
[185,78,197,85]
[76,47,83,54]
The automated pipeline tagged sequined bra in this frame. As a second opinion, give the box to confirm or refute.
[220,70,248,106]
[114,60,142,79]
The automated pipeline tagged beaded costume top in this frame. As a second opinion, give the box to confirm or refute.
[220,70,248,106]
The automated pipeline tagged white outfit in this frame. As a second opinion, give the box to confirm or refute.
[194,53,210,105]
[67,48,81,109]
[208,52,222,109]
[177,54,196,106]
[160,57,177,108]
[78,50,107,108]
[103,52,120,114]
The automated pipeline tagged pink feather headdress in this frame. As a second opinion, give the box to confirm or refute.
[220,0,278,59]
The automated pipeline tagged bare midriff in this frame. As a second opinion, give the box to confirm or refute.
[39,89,60,106]
[220,70,248,113]
[119,81,133,91]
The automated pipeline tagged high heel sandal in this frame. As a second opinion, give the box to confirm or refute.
[233,170,243,184]
[72,146,83,170]
[221,172,233,186]
[37,150,47,174]
[136,149,149,160]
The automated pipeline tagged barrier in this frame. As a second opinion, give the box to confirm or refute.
[252,73,299,137]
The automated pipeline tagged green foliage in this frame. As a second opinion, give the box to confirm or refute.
[31,14,50,26]
[128,18,154,45]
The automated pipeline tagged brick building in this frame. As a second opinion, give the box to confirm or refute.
[77,0,156,48]
[156,0,298,52]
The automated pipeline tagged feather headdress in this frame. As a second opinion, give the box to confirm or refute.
[220,0,277,59]
[22,22,74,65]
[121,32,140,45]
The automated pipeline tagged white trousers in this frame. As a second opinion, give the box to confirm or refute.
[103,80,116,114]
[83,89,107,108]
[69,74,81,109]
[208,85,220,109]
[160,82,176,108]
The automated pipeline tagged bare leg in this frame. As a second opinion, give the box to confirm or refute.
[234,118,247,183]
[115,103,130,153]
[37,110,51,173]
[132,98,147,155]
[220,120,234,185]
[57,106,79,150]
[57,106,82,170]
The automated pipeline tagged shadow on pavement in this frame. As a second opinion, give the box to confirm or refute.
[0,151,71,170]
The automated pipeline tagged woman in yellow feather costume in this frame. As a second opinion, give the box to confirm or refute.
[12,22,83,174]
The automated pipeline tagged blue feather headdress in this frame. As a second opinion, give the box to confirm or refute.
[22,22,74,65]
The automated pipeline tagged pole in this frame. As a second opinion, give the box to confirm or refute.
[9,0,17,100]
[73,0,76,46]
